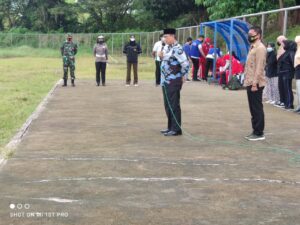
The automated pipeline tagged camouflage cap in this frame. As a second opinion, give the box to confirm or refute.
[67,33,72,37]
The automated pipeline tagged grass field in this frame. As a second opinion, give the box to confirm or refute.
[0,49,155,153]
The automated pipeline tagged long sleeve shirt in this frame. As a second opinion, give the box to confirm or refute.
[160,42,189,86]
[93,43,108,62]
[244,40,267,87]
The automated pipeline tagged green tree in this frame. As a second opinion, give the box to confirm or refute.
[195,0,296,20]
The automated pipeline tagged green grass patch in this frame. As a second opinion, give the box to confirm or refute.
[0,54,155,149]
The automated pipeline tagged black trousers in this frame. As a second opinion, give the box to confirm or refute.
[205,58,214,79]
[191,58,199,80]
[247,86,265,136]
[155,60,161,85]
[283,77,294,108]
[278,75,285,103]
[162,83,182,132]
[95,62,106,85]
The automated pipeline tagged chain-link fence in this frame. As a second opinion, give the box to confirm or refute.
[0,6,299,56]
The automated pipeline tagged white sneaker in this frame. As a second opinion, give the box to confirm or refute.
[134,84,139,87]
[247,134,265,141]
[125,84,130,86]
[270,101,276,105]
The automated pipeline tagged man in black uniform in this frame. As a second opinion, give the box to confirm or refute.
[123,35,142,86]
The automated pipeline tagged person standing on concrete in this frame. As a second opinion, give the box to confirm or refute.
[274,35,287,107]
[61,33,78,87]
[264,42,279,104]
[190,35,205,81]
[183,37,193,81]
[159,28,189,136]
[123,35,142,86]
[294,36,300,113]
[244,26,267,141]
[277,40,296,110]
[152,34,164,86]
[93,35,108,86]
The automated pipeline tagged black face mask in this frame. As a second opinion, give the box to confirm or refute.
[277,42,281,46]
[248,35,258,43]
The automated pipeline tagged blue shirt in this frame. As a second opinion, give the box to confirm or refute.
[161,42,189,86]
[183,43,191,59]
[190,39,202,58]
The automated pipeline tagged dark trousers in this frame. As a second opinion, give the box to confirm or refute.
[126,62,138,84]
[205,58,214,79]
[95,62,106,85]
[278,75,285,103]
[155,60,161,85]
[247,86,265,136]
[191,58,199,80]
[162,83,182,132]
[283,77,294,108]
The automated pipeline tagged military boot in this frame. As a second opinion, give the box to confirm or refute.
[71,79,75,87]
[62,79,67,87]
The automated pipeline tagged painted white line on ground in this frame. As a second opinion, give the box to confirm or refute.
[13,157,239,167]
[0,79,62,168]
[32,197,80,203]
[25,176,300,185]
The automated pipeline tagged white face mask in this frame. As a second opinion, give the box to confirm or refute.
[130,38,135,41]
[267,47,273,52]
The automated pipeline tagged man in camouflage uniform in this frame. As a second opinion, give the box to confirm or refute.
[60,33,78,87]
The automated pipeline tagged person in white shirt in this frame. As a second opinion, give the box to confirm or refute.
[152,34,165,86]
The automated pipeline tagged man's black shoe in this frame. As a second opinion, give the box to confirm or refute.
[164,130,182,136]
[160,129,169,134]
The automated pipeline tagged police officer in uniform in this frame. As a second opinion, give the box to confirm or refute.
[160,28,189,136]
[60,33,78,87]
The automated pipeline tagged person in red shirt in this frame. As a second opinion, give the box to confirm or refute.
[199,37,210,80]
[219,52,244,85]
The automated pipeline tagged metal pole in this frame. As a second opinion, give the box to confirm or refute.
[283,10,288,36]
[229,20,234,78]
[213,22,218,78]
[146,33,149,57]
[189,27,192,38]
[111,34,114,55]
[122,33,124,56]
[261,14,265,38]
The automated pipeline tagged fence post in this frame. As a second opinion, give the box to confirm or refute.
[261,14,265,38]
[111,33,114,55]
[146,33,149,56]
[283,10,288,36]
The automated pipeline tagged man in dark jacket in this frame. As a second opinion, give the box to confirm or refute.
[123,35,142,86]
[277,40,297,110]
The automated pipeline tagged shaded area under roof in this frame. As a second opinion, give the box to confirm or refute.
[200,19,251,63]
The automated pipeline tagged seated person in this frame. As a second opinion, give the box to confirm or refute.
[219,52,244,86]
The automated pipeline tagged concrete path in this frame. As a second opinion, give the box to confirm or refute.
[0,80,300,225]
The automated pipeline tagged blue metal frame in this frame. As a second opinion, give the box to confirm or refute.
[200,19,250,77]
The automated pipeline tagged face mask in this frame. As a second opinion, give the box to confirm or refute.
[277,42,281,46]
[267,47,273,52]
[248,34,258,43]
[130,38,135,42]
[67,37,72,42]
